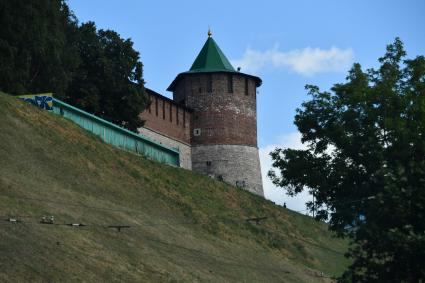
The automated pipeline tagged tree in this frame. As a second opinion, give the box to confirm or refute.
[0,2,148,131]
[268,38,425,281]
[66,22,148,131]
[0,0,79,99]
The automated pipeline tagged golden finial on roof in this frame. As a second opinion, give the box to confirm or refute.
[208,28,212,37]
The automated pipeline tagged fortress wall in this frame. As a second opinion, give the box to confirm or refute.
[138,126,192,170]
[140,89,192,144]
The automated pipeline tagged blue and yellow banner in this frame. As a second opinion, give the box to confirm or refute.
[18,93,53,110]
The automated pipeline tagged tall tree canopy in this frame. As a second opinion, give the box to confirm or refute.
[0,0,79,99]
[0,1,148,131]
[66,22,148,131]
[269,38,425,281]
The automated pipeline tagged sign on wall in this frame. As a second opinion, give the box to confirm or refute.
[18,93,53,111]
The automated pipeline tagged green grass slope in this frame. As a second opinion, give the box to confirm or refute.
[0,92,350,282]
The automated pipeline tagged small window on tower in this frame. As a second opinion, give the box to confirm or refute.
[162,100,165,119]
[206,161,212,166]
[193,128,201,136]
[169,103,172,122]
[227,74,233,93]
[244,77,249,95]
[207,74,212,93]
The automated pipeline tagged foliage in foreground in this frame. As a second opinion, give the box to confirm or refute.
[0,0,78,98]
[66,21,149,131]
[0,0,148,131]
[269,38,425,281]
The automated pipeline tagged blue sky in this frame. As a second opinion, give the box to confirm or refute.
[68,0,425,212]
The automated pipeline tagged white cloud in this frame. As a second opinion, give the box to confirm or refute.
[259,132,312,213]
[232,45,354,76]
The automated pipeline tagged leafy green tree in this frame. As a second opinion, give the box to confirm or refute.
[0,0,79,99]
[66,22,148,131]
[268,38,425,281]
[0,2,148,131]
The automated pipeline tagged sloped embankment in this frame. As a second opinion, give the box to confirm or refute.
[0,92,350,282]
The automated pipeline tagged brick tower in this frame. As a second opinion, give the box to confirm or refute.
[167,31,264,196]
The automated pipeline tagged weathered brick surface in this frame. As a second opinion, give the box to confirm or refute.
[140,90,192,144]
[173,73,257,146]
[192,145,263,196]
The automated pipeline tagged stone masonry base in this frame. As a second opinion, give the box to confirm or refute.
[192,144,264,196]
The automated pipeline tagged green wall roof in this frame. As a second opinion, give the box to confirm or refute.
[188,37,235,72]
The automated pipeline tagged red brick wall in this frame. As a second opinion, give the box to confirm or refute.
[139,92,191,144]
[173,73,258,147]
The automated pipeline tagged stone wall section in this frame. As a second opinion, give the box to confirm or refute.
[192,144,263,196]
[138,126,192,170]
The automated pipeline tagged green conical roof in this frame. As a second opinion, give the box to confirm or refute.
[167,34,262,92]
[188,37,235,72]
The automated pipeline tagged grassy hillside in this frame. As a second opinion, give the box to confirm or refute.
[0,92,350,282]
